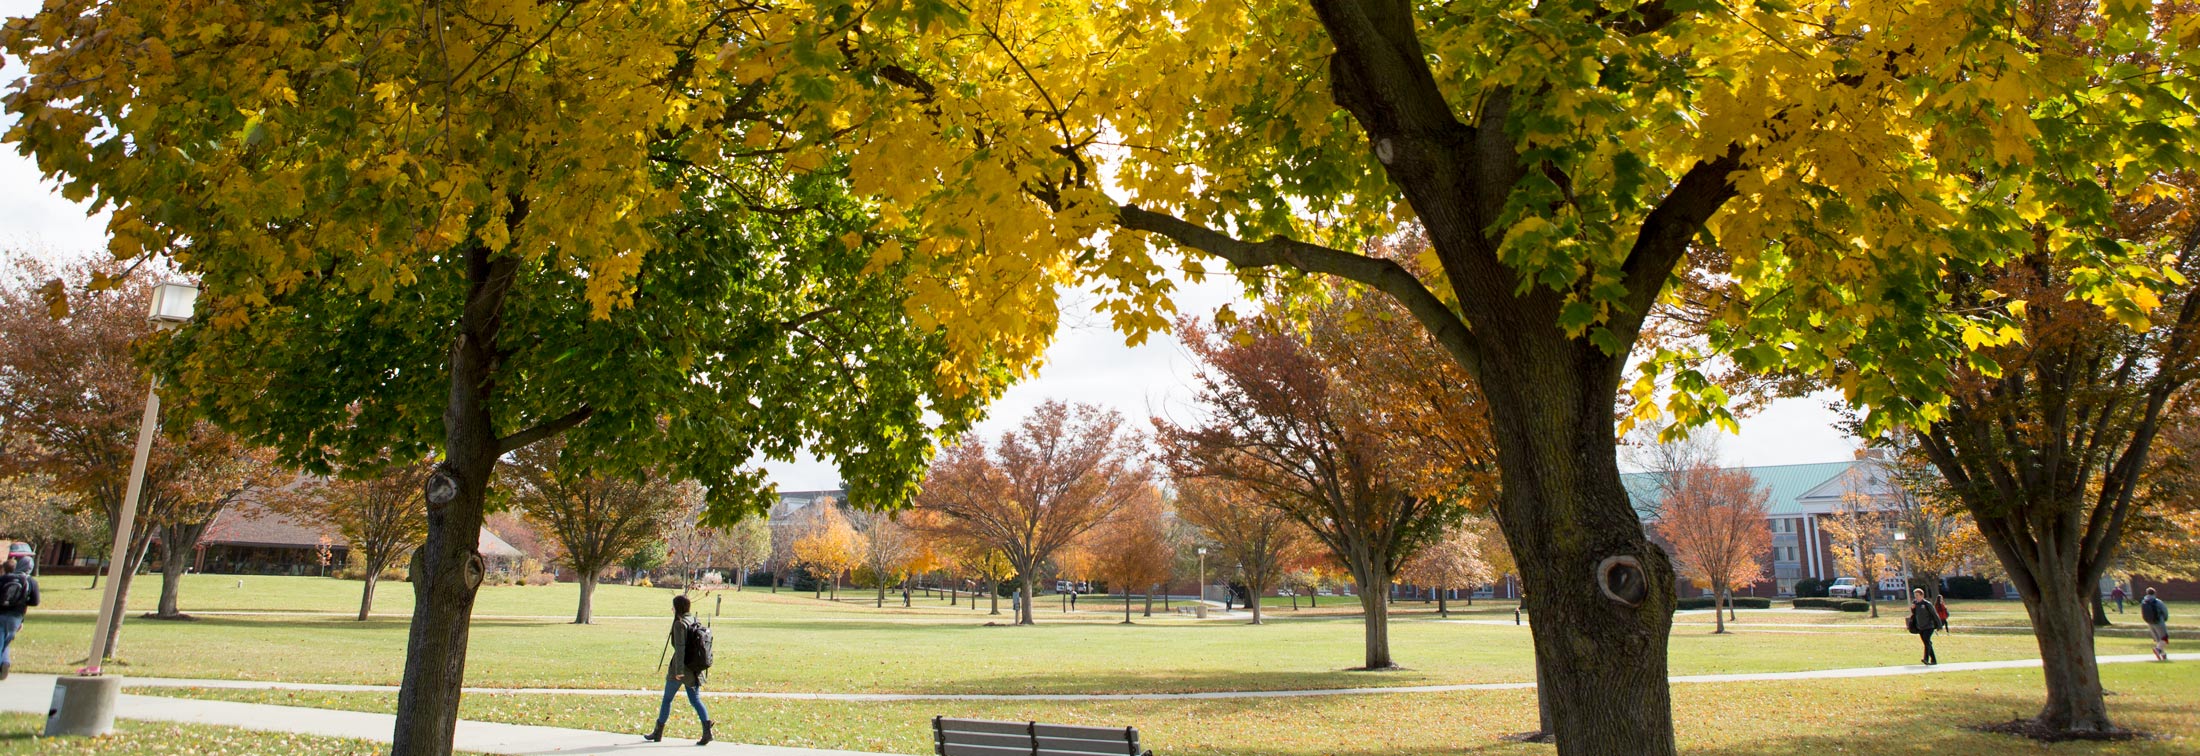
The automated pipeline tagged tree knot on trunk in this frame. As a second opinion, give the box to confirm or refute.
[1598,554,1647,606]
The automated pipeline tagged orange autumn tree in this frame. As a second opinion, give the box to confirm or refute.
[1652,464,1772,634]
[1159,262,1497,668]
[1089,486,1175,622]
[1172,475,1307,625]
[913,401,1150,625]
[1399,517,1498,617]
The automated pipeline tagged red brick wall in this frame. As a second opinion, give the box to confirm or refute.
[2131,576,2200,602]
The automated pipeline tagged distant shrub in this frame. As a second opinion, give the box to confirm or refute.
[1942,575,1995,600]
[1677,596,1773,611]
[1794,578,1829,598]
[1792,597,1868,611]
[524,572,555,587]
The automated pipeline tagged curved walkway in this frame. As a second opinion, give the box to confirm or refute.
[111,654,2190,702]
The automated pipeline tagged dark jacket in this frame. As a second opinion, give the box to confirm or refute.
[668,614,700,683]
[0,572,36,616]
[2142,596,2170,625]
[1909,599,1938,634]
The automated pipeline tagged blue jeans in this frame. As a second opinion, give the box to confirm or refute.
[0,612,21,666]
[656,676,707,725]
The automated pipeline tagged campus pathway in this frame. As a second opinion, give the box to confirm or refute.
[0,673,885,755]
[53,653,2196,702]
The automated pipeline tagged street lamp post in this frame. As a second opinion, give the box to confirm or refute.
[1196,546,1208,619]
[1893,531,1911,597]
[47,282,196,738]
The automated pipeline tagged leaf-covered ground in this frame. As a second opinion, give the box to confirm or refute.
[168,663,2199,755]
[0,713,440,755]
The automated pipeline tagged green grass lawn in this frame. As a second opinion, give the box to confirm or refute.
[7,576,2181,694]
[165,663,2200,755]
[0,713,402,755]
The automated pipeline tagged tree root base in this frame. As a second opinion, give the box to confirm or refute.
[1969,718,2151,743]
[1345,664,1405,672]
[140,613,196,621]
[1501,731,1554,743]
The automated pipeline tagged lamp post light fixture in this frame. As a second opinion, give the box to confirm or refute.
[48,282,196,738]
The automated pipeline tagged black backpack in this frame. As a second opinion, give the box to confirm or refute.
[683,619,714,673]
[0,574,27,612]
[2142,597,2166,624]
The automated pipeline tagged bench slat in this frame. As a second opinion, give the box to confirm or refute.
[939,743,1036,756]
[938,718,1036,737]
[1035,723,1137,741]
[938,731,1031,750]
[1036,736,1141,755]
[934,717,1143,756]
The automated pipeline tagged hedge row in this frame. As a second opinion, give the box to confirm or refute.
[1675,596,1774,610]
[1792,597,1872,612]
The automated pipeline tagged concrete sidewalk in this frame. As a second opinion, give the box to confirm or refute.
[0,673,895,755]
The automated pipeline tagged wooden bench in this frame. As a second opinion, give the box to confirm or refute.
[932,716,1150,756]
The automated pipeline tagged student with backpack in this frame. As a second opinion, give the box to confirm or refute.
[0,552,40,680]
[1907,588,1940,665]
[2140,587,2172,662]
[646,594,714,744]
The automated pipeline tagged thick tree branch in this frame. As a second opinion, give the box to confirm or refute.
[1612,144,1746,344]
[1116,204,1482,375]
[497,406,595,456]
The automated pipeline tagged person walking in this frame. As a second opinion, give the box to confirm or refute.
[0,553,40,680]
[2140,587,2171,662]
[2112,585,2127,614]
[645,595,713,745]
[1908,588,1939,665]
[1933,593,1951,633]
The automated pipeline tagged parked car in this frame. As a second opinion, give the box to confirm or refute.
[1827,577,1865,598]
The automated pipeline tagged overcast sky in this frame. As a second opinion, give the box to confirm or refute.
[0,2,1860,489]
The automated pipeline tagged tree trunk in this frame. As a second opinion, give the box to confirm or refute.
[1713,587,1726,634]
[877,580,886,608]
[392,246,520,756]
[2024,563,2115,733]
[359,572,381,622]
[576,572,597,624]
[1144,589,1154,617]
[154,533,188,618]
[1248,576,1266,625]
[1018,574,1036,625]
[1437,592,1448,618]
[1354,576,1393,669]
[2090,590,2110,627]
[392,454,492,755]
[1480,345,1678,756]
[989,578,1000,615]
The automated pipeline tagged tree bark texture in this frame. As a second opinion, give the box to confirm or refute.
[391,245,519,756]
[2026,560,2114,732]
[1349,562,1395,669]
[359,573,381,622]
[576,573,598,625]
[1483,357,1679,756]
[1018,574,1037,625]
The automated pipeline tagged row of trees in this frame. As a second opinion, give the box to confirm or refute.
[13,0,2200,751]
